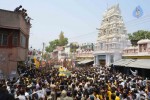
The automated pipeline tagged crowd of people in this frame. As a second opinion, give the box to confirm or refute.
[0,63,150,100]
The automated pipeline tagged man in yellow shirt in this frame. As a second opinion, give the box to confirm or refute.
[115,92,120,100]
[107,89,112,100]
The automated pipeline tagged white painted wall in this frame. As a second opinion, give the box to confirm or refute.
[65,46,71,57]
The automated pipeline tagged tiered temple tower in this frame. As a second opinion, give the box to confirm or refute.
[93,4,131,67]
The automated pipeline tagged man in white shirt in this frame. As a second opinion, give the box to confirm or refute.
[17,90,26,100]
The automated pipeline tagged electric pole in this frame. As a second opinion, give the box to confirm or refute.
[42,42,45,60]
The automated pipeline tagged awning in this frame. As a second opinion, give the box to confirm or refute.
[127,59,150,69]
[78,59,94,64]
[113,59,135,66]
[75,59,82,62]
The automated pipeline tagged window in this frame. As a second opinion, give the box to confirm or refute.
[13,33,19,46]
[20,33,26,48]
[0,33,8,46]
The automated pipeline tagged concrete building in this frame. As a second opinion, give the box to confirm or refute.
[65,45,71,58]
[76,43,94,66]
[51,46,65,61]
[114,39,150,77]
[93,4,131,67]
[0,6,31,77]
[65,42,79,59]
[122,39,150,58]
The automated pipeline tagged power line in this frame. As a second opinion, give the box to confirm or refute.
[68,31,97,39]
[125,14,150,24]
[67,16,150,40]
[125,15,150,26]
[127,19,150,27]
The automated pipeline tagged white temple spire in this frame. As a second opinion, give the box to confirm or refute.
[93,4,131,67]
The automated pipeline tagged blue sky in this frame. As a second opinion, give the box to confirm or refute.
[1,0,150,50]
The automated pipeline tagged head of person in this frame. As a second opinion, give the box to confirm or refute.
[61,90,67,97]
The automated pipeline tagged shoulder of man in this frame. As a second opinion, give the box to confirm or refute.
[64,96,73,100]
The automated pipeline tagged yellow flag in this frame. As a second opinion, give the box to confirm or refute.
[34,57,40,68]
[59,66,64,72]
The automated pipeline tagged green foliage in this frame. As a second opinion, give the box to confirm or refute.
[70,43,79,52]
[59,31,68,46]
[45,31,68,52]
[128,30,150,40]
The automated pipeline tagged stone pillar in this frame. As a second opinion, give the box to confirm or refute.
[106,54,110,66]
[93,56,96,67]
[96,55,99,67]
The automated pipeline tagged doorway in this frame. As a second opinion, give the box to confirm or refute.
[99,60,106,67]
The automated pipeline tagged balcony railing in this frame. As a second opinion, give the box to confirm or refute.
[123,50,150,56]
[75,53,94,58]
[122,52,138,55]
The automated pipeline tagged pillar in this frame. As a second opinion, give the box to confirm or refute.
[94,56,96,67]
[106,54,110,66]
[96,55,99,67]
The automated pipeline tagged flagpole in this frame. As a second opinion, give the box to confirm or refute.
[41,42,45,66]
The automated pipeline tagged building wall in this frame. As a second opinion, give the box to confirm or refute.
[17,47,28,61]
[0,9,20,29]
[58,50,66,60]
[65,46,71,57]
[58,51,62,60]
[122,40,150,59]
[51,51,58,60]
[19,14,30,35]
[75,51,94,61]
[75,43,94,61]
[0,9,30,35]
[0,9,30,76]
[0,47,27,76]
[114,52,122,61]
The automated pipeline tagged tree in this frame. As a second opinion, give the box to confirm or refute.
[128,30,150,46]
[128,30,150,40]
[45,39,59,52]
[59,31,68,46]
[45,31,68,52]
[70,42,79,52]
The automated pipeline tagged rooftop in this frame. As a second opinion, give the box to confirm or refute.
[137,39,150,44]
